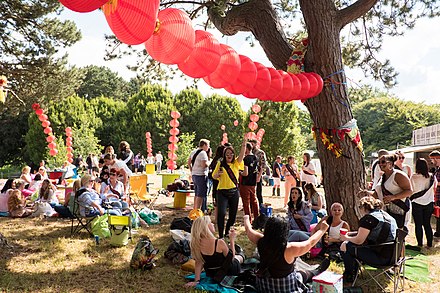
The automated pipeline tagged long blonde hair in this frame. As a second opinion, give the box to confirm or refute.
[190,216,216,263]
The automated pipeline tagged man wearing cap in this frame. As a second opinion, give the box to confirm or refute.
[429,150,440,237]
[249,139,268,206]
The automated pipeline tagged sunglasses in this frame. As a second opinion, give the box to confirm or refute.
[109,173,116,176]
[398,156,405,160]
[379,160,389,164]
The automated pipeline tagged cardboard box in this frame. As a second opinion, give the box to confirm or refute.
[312,271,343,293]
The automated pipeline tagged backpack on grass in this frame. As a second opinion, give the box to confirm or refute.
[130,236,159,270]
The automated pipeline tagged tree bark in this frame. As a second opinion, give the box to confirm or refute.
[209,0,368,227]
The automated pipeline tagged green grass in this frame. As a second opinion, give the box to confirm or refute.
[1,199,440,293]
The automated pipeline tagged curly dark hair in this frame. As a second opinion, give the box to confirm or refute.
[287,187,303,212]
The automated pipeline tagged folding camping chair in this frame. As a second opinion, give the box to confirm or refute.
[129,174,157,210]
[352,228,408,293]
[70,196,97,238]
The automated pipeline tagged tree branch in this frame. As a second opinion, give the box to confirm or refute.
[337,0,379,29]
[207,0,292,69]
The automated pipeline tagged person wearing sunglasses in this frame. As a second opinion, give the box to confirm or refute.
[394,150,412,178]
[371,154,413,229]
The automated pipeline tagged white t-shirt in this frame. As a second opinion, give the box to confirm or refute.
[189,149,209,176]
[155,153,163,163]
[410,173,436,206]
[300,162,317,185]
[371,159,383,190]
[110,160,133,177]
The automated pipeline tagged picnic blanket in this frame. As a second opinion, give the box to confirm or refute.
[404,247,431,283]
[185,272,238,293]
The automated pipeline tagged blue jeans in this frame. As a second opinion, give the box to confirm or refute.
[192,175,208,212]
[343,242,392,277]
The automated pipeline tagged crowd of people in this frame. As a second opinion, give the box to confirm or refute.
[184,136,440,291]
[1,133,439,292]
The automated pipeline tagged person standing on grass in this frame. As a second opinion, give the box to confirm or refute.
[239,142,259,222]
[300,152,317,189]
[249,139,268,206]
[272,155,282,197]
[410,158,437,247]
[188,139,210,212]
[212,136,246,239]
[282,156,299,208]
[429,150,440,237]
[155,151,163,172]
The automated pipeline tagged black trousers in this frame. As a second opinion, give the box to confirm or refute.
[217,189,239,239]
[256,181,263,205]
[412,202,434,246]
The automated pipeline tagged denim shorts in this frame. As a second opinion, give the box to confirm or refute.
[192,175,208,198]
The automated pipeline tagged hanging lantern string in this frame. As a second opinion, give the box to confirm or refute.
[323,69,349,109]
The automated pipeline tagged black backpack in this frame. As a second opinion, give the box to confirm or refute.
[170,217,192,233]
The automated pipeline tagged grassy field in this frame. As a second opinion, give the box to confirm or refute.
[1,181,440,292]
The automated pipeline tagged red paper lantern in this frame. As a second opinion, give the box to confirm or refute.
[171,111,181,119]
[49,149,58,156]
[233,120,239,126]
[225,55,257,95]
[145,132,151,139]
[306,72,324,97]
[66,137,72,143]
[44,127,52,135]
[103,0,159,45]
[288,73,302,100]
[248,122,258,131]
[68,158,74,164]
[46,135,55,143]
[66,141,72,147]
[169,136,179,143]
[303,73,318,98]
[145,8,195,64]
[275,70,294,102]
[169,128,180,136]
[168,152,177,160]
[251,104,261,113]
[42,121,50,128]
[168,144,178,152]
[67,147,74,153]
[260,68,283,101]
[242,63,271,99]
[59,0,108,13]
[203,44,241,89]
[223,133,228,137]
[178,30,221,78]
[38,114,48,122]
[65,127,72,133]
[250,114,259,122]
[246,132,257,140]
[221,125,226,131]
[35,109,44,116]
[48,142,57,149]
[67,152,74,158]
[32,103,40,111]
[170,119,180,128]
[296,73,310,99]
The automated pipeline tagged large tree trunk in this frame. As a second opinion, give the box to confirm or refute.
[299,0,367,227]
[208,0,375,227]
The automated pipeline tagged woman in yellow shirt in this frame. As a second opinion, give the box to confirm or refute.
[213,136,246,238]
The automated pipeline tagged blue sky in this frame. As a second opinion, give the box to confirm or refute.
[59,8,440,109]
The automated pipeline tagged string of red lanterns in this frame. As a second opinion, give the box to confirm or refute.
[32,103,58,157]
[167,111,180,171]
[220,124,228,145]
[65,127,74,163]
[59,2,324,102]
[145,131,153,159]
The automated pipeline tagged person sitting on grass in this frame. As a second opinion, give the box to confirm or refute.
[304,183,327,222]
[243,215,330,293]
[185,216,245,287]
[99,168,129,211]
[8,189,33,218]
[37,179,58,206]
[0,179,14,215]
[340,195,397,283]
[287,187,314,232]
[53,179,81,218]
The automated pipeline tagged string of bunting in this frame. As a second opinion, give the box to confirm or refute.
[312,119,364,158]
